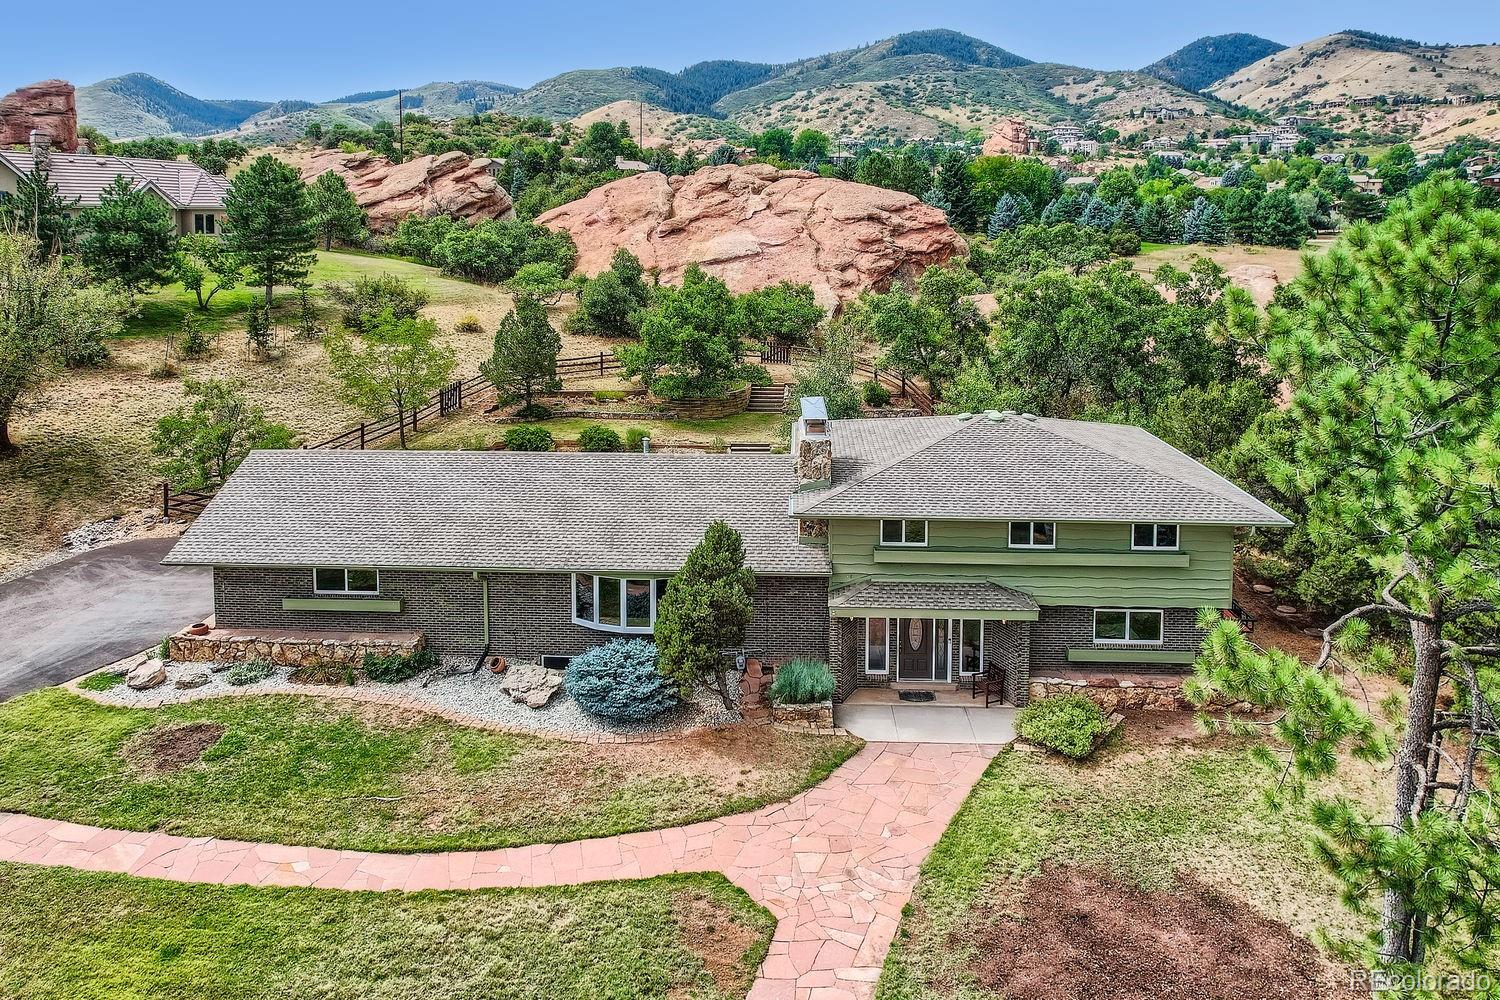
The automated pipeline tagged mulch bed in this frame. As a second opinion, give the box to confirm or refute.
[126,722,227,774]
[974,866,1358,1000]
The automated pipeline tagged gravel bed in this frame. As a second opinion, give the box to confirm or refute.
[74,655,742,738]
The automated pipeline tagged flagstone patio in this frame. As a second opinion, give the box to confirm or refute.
[0,741,998,1000]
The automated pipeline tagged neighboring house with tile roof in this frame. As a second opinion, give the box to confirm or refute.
[165,399,1289,705]
[0,146,228,237]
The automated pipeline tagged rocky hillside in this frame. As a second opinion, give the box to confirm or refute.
[76,73,274,137]
[1208,31,1500,110]
[1142,34,1286,92]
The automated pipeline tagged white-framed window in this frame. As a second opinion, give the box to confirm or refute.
[865,617,889,674]
[1093,608,1165,644]
[313,567,380,595]
[194,213,216,234]
[1131,523,1179,550]
[1008,521,1056,549]
[880,519,928,546]
[572,573,669,633]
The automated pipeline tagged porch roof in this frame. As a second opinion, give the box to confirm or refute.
[827,580,1039,621]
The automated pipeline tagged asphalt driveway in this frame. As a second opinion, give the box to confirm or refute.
[0,537,211,700]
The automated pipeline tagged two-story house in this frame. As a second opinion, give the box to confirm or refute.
[163,399,1288,705]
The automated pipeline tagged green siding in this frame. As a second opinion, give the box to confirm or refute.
[828,519,1233,608]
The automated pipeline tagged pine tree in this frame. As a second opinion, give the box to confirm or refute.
[481,295,561,413]
[1191,178,1500,977]
[76,175,178,297]
[223,155,317,305]
[1136,197,1182,243]
[510,165,527,200]
[935,151,977,231]
[921,187,951,214]
[307,172,367,251]
[1077,195,1118,230]
[1181,197,1229,245]
[653,521,756,710]
[1039,192,1084,225]
[986,193,1032,237]
[0,162,78,255]
[1253,189,1311,248]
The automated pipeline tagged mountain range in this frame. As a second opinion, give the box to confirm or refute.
[68,28,1500,147]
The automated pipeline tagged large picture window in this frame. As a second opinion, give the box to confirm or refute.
[313,567,379,594]
[1093,608,1164,644]
[572,573,668,633]
[1008,521,1056,548]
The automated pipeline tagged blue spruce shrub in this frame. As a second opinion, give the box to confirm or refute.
[565,639,678,722]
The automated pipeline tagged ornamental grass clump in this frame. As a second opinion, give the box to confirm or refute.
[565,640,678,723]
[1016,694,1110,759]
[362,648,438,684]
[769,659,835,705]
[225,660,275,686]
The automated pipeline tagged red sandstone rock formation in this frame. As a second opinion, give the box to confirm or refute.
[275,147,514,232]
[535,164,965,309]
[0,80,78,152]
[982,117,1032,157]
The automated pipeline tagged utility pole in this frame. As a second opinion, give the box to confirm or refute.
[396,91,404,157]
[638,100,644,150]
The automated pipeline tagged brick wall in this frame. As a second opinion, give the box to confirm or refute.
[1029,605,1200,674]
[213,567,485,653]
[215,567,831,664]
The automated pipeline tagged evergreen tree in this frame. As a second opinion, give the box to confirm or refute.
[1039,192,1083,225]
[481,295,560,413]
[1253,189,1311,248]
[1222,187,1260,242]
[1077,195,1118,230]
[76,176,178,297]
[0,161,78,255]
[921,187,951,214]
[1191,177,1500,977]
[1136,197,1182,243]
[708,144,736,166]
[935,151,977,231]
[986,193,1032,237]
[222,155,317,305]
[307,172,367,251]
[653,521,757,710]
[510,164,527,200]
[1182,197,1229,245]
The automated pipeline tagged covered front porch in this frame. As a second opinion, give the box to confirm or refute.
[828,579,1038,707]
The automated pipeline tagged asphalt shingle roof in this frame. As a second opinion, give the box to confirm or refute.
[792,412,1289,526]
[0,151,228,209]
[827,580,1039,614]
[164,450,830,576]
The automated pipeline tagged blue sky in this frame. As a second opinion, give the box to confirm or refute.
[5,0,1497,100]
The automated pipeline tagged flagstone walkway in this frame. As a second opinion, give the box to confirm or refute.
[0,741,998,1000]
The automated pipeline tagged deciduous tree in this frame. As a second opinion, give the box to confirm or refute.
[326,312,457,448]
[150,378,294,487]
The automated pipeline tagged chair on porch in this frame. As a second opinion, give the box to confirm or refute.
[970,658,1006,707]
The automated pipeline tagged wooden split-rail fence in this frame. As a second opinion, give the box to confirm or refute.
[160,347,933,520]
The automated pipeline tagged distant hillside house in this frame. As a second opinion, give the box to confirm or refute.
[0,138,228,236]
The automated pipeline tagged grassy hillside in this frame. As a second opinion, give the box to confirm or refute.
[76,73,273,138]
[1142,33,1286,92]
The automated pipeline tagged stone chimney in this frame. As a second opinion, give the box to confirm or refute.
[792,396,832,491]
[29,130,51,173]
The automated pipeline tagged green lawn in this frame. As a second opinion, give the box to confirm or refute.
[122,250,503,339]
[875,727,1386,999]
[0,689,860,852]
[0,863,772,1000]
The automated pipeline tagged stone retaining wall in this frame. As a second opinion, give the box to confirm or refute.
[1029,674,1255,713]
[769,700,837,733]
[169,628,424,672]
[650,383,751,419]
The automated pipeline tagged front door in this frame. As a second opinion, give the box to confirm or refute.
[896,617,948,682]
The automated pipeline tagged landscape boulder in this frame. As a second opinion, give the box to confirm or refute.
[499,662,563,709]
[126,658,167,691]
[175,670,211,690]
[275,146,514,233]
[535,163,965,310]
[0,80,78,152]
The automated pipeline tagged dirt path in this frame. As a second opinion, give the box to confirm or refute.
[0,741,997,999]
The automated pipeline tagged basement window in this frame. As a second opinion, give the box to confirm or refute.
[313,567,380,595]
[1008,521,1056,549]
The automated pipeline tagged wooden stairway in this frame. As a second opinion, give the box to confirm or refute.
[747,384,790,413]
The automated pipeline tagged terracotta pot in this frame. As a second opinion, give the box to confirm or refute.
[187,623,211,636]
